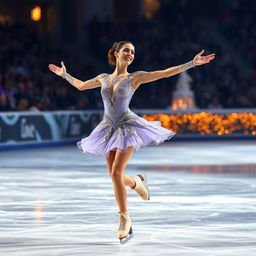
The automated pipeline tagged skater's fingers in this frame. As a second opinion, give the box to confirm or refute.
[61,62,67,74]
[206,54,215,58]
[206,55,215,61]
[48,65,56,72]
[61,61,66,68]
[49,64,57,69]
[197,49,204,56]
[48,64,62,74]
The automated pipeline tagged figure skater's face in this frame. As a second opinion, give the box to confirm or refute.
[115,43,135,66]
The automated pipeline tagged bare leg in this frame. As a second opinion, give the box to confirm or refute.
[106,150,135,188]
[123,174,136,189]
[109,146,134,212]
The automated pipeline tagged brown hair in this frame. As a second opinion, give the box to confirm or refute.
[107,41,134,66]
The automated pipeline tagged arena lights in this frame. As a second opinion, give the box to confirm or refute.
[172,97,195,110]
[31,6,41,21]
[143,0,160,19]
[143,112,256,135]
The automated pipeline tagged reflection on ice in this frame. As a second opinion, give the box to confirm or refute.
[0,141,256,255]
[142,163,256,173]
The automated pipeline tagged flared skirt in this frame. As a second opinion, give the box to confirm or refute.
[77,111,175,157]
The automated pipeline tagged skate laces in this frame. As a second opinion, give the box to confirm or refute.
[134,178,146,196]
[136,188,145,197]
[119,215,129,230]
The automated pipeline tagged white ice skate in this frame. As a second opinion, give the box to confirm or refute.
[132,174,150,200]
[117,211,133,244]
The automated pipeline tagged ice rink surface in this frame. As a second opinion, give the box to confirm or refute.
[0,140,256,256]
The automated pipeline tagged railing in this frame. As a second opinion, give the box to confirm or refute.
[0,111,103,146]
[0,108,256,147]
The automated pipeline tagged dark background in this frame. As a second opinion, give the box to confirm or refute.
[0,0,255,111]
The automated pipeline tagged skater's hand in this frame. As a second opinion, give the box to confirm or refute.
[48,61,66,77]
[192,50,215,66]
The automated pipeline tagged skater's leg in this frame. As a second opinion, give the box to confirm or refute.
[123,173,136,188]
[106,151,149,200]
[110,146,134,212]
[106,150,135,189]
[105,150,116,175]
[106,147,135,243]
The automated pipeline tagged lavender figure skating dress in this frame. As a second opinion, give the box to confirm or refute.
[77,72,175,157]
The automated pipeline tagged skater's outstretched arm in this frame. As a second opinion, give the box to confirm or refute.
[48,61,102,91]
[132,49,215,87]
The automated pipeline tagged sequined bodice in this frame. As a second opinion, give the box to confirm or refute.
[100,74,135,124]
[81,71,174,151]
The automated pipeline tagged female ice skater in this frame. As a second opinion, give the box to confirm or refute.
[49,41,215,244]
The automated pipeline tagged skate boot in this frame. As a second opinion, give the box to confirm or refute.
[132,174,150,200]
[117,211,133,244]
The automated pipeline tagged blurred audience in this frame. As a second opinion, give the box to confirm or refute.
[87,0,255,109]
[0,23,100,111]
[0,0,255,111]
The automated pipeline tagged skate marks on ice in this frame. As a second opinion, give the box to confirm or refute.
[127,170,256,256]
[1,238,116,255]
[0,141,256,255]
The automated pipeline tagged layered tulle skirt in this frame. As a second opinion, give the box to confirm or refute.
[77,111,175,157]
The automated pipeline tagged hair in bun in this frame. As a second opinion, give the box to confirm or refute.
[107,41,134,66]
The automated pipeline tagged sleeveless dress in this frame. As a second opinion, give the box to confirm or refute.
[77,72,175,157]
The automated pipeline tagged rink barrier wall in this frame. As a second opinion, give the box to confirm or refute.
[0,110,103,148]
[0,109,256,149]
[141,110,256,136]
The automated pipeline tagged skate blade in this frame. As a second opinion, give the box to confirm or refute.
[119,233,133,244]
[119,227,133,245]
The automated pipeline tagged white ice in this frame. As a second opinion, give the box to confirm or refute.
[0,140,256,256]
